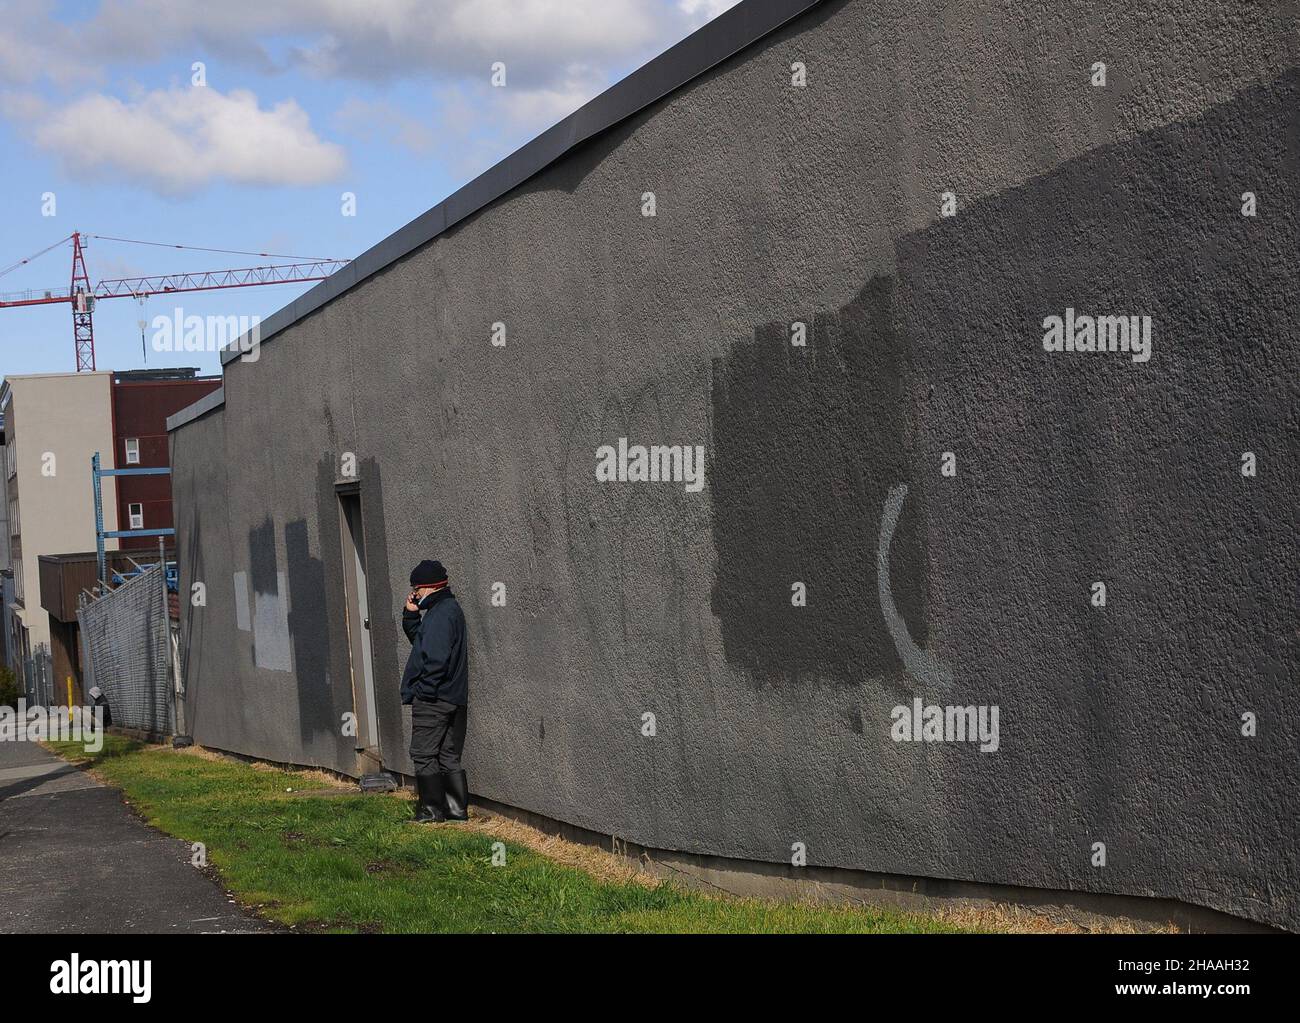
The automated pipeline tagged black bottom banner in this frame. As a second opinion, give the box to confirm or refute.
[0,932,1285,1010]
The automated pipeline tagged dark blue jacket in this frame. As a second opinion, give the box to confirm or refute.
[400,588,469,706]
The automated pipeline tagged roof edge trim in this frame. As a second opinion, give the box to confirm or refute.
[219,0,824,368]
[167,386,225,432]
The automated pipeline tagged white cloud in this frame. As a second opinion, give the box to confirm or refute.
[7,86,346,194]
[55,1,677,87]
[0,0,745,193]
[677,0,743,21]
[0,0,100,85]
[492,63,607,127]
[334,96,436,153]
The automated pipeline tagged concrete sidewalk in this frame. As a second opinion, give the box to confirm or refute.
[0,737,271,933]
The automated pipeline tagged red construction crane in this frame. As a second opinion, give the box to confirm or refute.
[0,232,350,371]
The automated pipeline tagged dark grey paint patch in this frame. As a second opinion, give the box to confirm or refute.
[710,277,929,686]
[247,518,278,597]
[285,517,337,750]
[244,519,273,670]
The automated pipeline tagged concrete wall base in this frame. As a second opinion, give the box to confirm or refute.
[470,794,1282,935]
[106,725,173,746]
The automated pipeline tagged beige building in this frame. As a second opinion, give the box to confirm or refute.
[0,372,118,698]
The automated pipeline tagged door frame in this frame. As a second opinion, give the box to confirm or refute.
[336,483,380,756]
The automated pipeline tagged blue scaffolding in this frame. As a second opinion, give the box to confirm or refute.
[92,451,176,587]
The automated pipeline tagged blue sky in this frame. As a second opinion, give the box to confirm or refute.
[0,0,735,377]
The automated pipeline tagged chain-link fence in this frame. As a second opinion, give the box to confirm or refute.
[24,647,53,706]
[78,562,171,735]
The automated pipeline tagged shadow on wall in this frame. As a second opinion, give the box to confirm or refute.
[176,436,207,740]
[348,457,403,762]
[280,456,354,758]
[179,504,202,732]
[709,69,1299,928]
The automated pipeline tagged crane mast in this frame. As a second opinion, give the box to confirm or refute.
[71,232,95,371]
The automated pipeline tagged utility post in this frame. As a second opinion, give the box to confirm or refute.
[160,535,186,741]
[92,451,105,585]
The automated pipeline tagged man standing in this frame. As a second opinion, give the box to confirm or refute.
[401,560,470,823]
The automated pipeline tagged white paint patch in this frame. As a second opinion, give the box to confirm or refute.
[253,572,292,672]
[878,484,953,689]
[233,571,251,631]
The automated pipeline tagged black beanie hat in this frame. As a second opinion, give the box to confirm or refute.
[410,559,448,587]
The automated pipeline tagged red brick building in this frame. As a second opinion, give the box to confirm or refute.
[111,369,221,551]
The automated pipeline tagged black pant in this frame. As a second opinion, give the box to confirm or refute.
[410,699,467,776]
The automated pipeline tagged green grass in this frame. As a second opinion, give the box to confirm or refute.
[45,736,964,934]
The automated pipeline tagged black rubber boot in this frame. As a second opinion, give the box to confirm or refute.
[411,772,447,823]
[442,770,470,821]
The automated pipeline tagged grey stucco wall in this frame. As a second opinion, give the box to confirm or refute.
[171,0,1299,929]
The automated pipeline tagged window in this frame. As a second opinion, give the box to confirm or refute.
[125,437,140,464]
[128,503,144,530]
